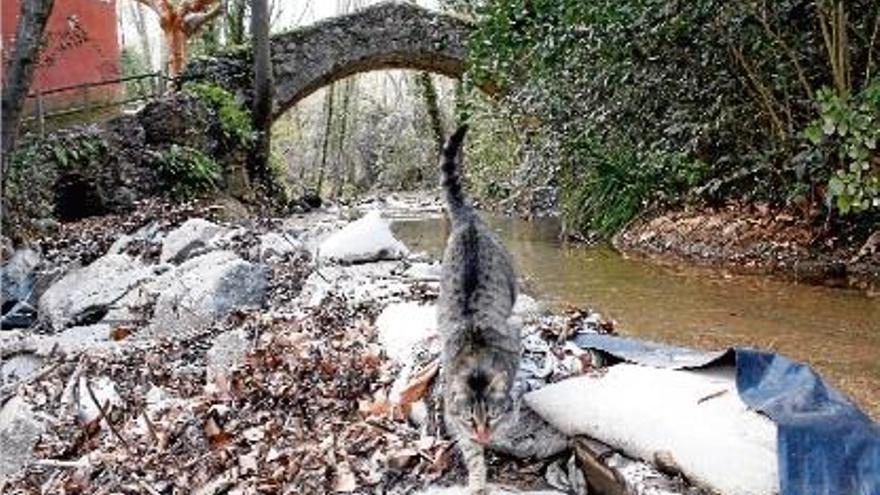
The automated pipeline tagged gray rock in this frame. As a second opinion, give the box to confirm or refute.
[146,251,268,338]
[205,329,249,383]
[44,324,115,355]
[1,354,43,387]
[258,232,302,260]
[139,92,216,151]
[160,218,228,264]
[38,254,156,331]
[0,396,44,480]
[109,222,163,255]
[1,248,41,307]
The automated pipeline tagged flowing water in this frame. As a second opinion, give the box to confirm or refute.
[392,213,880,420]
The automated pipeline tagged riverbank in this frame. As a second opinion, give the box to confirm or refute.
[1,195,712,494]
[613,204,880,294]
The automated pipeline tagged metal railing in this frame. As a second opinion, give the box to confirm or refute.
[21,72,180,136]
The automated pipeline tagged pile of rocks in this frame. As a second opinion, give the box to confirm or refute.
[1,200,707,494]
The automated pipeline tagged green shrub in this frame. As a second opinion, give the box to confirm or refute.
[155,144,222,199]
[803,82,880,214]
[464,0,879,235]
[3,131,108,238]
[184,82,255,146]
[559,134,707,237]
[460,93,522,205]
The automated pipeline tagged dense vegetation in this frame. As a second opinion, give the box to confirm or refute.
[454,0,880,236]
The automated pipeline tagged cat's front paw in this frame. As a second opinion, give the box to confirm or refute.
[468,484,489,495]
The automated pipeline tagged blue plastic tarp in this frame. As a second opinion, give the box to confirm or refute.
[573,333,880,495]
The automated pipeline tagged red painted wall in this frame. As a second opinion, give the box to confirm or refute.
[2,0,122,113]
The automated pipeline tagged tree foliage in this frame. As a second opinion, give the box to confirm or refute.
[464,0,880,235]
[154,144,222,198]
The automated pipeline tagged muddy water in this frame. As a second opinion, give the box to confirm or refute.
[391,214,880,420]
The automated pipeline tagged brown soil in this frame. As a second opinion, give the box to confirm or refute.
[614,204,880,294]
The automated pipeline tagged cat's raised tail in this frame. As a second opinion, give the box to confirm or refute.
[440,124,471,225]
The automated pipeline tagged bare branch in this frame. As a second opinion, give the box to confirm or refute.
[131,0,160,14]
[182,0,220,17]
[184,2,225,36]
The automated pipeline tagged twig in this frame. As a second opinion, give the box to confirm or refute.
[83,377,134,453]
[730,46,787,141]
[34,458,92,468]
[364,417,398,434]
[313,248,330,282]
[697,389,729,404]
[62,354,88,409]
[752,0,813,99]
[0,360,62,406]
[137,479,163,495]
[142,411,160,445]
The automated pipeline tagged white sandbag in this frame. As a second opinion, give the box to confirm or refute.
[319,210,408,263]
[524,364,779,495]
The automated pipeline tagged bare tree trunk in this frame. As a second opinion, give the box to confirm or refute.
[416,71,445,157]
[131,2,155,72]
[250,0,274,192]
[133,0,224,77]
[316,85,336,195]
[341,78,360,188]
[226,0,247,45]
[2,0,56,173]
[329,78,356,197]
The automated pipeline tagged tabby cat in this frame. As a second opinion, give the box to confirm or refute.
[438,125,521,494]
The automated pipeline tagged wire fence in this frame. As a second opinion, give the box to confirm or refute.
[21,72,180,136]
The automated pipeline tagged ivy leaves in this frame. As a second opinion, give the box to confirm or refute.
[804,84,880,214]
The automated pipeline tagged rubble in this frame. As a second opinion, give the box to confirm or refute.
[0,196,719,494]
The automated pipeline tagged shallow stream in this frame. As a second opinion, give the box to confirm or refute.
[391,213,880,420]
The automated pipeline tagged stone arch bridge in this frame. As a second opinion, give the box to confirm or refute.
[183,2,483,121]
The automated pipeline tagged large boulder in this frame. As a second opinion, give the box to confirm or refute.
[99,114,161,212]
[38,254,157,331]
[138,92,217,151]
[160,218,229,264]
[146,250,268,338]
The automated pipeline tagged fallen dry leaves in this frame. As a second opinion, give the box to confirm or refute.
[2,295,465,494]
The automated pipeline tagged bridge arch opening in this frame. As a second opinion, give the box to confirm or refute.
[272,69,466,199]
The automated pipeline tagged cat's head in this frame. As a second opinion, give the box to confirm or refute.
[447,361,514,444]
